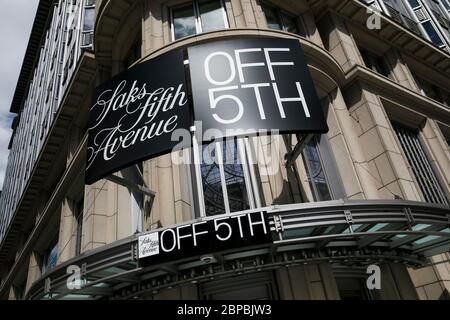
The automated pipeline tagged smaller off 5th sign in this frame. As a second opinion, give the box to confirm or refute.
[85,49,191,185]
[138,211,271,265]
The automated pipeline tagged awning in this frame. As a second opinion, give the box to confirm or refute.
[24,199,450,300]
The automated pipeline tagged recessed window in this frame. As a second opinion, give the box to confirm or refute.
[414,74,450,107]
[75,199,83,256]
[393,124,449,205]
[171,0,228,41]
[261,1,302,35]
[302,136,332,202]
[359,47,391,77]
[40,237,58,275]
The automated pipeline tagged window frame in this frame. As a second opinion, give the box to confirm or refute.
[358,46,393,78]
[260,0,304,35]
[170,0,229,41]
[193,138,259,218]
[298,134,345,202]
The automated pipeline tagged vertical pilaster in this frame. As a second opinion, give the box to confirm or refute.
[344,84,422,201]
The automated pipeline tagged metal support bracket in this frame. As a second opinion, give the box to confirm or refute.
[285,134,314,167]
[106,174,156,198]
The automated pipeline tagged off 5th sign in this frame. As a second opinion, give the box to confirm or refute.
[138,211,271,265]
[188,37,328,142]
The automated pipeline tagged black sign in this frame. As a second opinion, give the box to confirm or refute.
[86,37,329,184]
[86,49,191,185]
[138,211,272,266]
[188,37,328,142]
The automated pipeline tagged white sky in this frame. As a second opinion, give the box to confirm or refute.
[0,0,39,188]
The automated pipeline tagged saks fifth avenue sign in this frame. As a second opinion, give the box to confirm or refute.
[138,211,270,264]
[86,37,328,184]
[86,49,191,184]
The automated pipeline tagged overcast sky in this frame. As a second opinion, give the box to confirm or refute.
[0,0,39,188]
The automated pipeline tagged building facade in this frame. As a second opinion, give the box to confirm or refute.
[0,0,450,300]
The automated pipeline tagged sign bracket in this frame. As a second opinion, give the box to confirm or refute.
[285,134,314,167]
[105,174,156,198]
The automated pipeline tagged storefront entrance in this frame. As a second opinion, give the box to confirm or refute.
[200,272,278,300]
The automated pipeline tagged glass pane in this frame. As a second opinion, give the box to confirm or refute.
[383,0,411,17]
[261,3,282,30]
[83,7,95,31]
[303,137,332,201]
[201,144,226,216]
[222,141,250,213]
[173,4,197,40]
[198,0,226,32]
[48,243,58,269]
[423,21,444,46]
[408,0,421,8]
[416,76,446,104]
[281,12,299,34]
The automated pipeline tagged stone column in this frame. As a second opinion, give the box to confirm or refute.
[385,48,418,91]
[344,84,422,201]
[420,119,450,194]
[57,198,77,263]
[25,251,40,293]
[144,0,164,55]
[275,263,339,300]
[152,284,199,299]
[409,254,450,300]
[302,10,325,48]
[387,263,419,300]
[317,12,364,72]
[326,88,380,199]
[227,0,246,28]
[82,180,109,252]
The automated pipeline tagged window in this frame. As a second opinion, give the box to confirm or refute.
[414,74,450,106]
[75,199,83,256]
[81,6,95,48]
[383,0,413,18]
[302,136,332,202]
[359,47,391,77]
[83,7,95,32]
[408,0,421,9]
[199,140,251,216]
[442,0,450,11]
[422,20,445,46]
[40,237,58,275]
[124,32,142,68]
[171,0,228,41]
[393,124,449,205]
[261,1,302,35]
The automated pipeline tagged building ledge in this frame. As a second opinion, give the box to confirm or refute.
[311,0,450,77]
[21,199,450,300]
[344,65,450,121]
